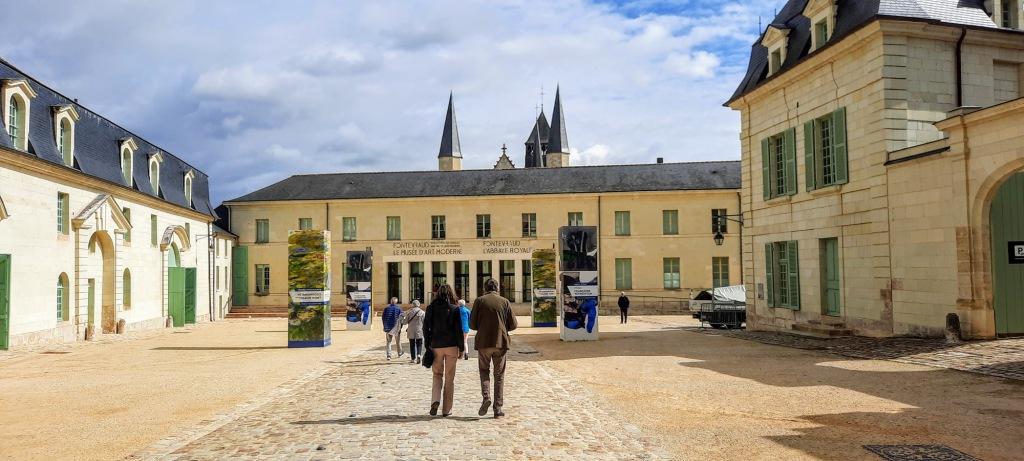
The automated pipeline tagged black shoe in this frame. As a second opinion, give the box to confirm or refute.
[416,358,421,364]
[478,399,492,416]
[430,401,440,416]
[494,410,505,419]
[441,413,451,418]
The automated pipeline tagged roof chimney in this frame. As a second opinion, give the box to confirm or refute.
[656,157,664,164]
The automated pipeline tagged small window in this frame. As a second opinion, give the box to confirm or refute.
[804,108,848,191]
[663,257,681,289]
[342,217,357,242]
[614,211,630,236]
[184,222,190,239]
[121,149,133,185]
[568,212,583,226]
[761,128,796,199]
[713,257,730,288]
[256,219,270,243]
[57,273,69,321]
[432,215,446,240]
[7,95,22,149]
[149,159,160,195]
[521,213,537,238]
[123,207,131,243]
[711,209,728,234]
[255,264,270,295]
[184,175,193,207]
[814,20,829,49]
[150,214,158,246]
[57,192,69,235]
[123,268,132,310]
[298,218,313,230]
[770,50,782,74]
[662,210,678,235]
[59,119,73,167]
[386,216,401,240]
[216,266,220,289]
[615,258,632,290]
[476,214,491,238]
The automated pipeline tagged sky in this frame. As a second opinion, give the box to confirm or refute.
[2,0,782,204]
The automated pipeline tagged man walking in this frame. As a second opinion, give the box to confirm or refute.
[618,292,630,324]
[382,298,403,360]
[470,278,518,418]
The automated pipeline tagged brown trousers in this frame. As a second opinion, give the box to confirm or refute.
[477,347,508,412]
[431,346,460,414]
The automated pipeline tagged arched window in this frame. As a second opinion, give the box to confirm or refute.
[184,175,193,207]
[58,119,71,165]
[121,148,132,185]
[149,159,160,195]
[8,95,21,148]
[123,268,132,310]
[57,273,69,321]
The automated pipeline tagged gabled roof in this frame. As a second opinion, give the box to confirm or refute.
[524,111,550,144]
[546,86,569,154]
[726,0,1001,106]
[0,58,216,217]
[438,92,462,158]
[226,161,741,202]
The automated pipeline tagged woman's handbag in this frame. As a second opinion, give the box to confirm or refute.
[421,348,435,368]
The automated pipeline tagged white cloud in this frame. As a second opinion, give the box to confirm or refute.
[665,51,721,78]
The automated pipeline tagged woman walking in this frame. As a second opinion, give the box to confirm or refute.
[404,300,426,363]
[423,284,465,416]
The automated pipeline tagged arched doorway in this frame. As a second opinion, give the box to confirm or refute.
[990,171,1024,336]
[88,231,117,334]
[163,228,197,327]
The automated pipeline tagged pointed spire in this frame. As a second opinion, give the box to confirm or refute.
[529,117,544,167]
[546,86,568,155]
[438,92,462,159]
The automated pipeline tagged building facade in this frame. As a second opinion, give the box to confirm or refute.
[226,91,742,314]
[0,59,220,349]
[729,0,1024,338]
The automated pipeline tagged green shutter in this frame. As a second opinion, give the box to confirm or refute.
[761,138,771,200]
[765,243,775,307]
[232,246,248,306]
[832,107,848,184]
[168,267,185,327]
[787,240,801,310]
[784,128,797,196]
[0,255,10,350]
[184,267,197,324]
[151,215,158,246]
[804,120,817,191]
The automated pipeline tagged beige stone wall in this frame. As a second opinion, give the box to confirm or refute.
[0,149,214,348]
[213,234,234,319]
[228,188,740,313]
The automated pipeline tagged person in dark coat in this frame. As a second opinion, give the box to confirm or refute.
[618,292,630,324]
[423,284,465,417]
[470,278,518,418]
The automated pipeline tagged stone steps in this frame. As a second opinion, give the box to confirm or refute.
[791,322,853,338]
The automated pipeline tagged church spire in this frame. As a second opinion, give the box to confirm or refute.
[438,92,462,171]
[545,86,570,167]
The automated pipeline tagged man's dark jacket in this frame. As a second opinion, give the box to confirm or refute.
[470,291,518,350]
[618,296,630,309]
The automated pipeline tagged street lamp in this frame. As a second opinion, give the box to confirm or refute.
[709,213,745,319]
[713,231,725,246]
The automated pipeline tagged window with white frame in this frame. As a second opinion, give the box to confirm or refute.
[803,0,836,50]
[994,0,1022,29]
[148,152,163,195]
[761,26,790,77]
[183,170,195,207]
[119,138,137,187]
[2,79,36,152]
[53,105,79,167]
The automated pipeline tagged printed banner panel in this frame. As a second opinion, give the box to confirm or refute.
[558,226,599,341]
[531,248,557,327]
[288,230,332,348]
[345,251,373,330]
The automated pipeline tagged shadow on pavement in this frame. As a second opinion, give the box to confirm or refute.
[293,414,480,425]
[150,346,290,351]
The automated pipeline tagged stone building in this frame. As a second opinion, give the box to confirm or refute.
[0,58,225,349]
[225,90,742,314]
[728,0,1024,338]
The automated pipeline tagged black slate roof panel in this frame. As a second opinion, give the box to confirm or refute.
[0,58,215,217]
[226,161,741,202]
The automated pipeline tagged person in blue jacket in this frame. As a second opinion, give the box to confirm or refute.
[382,298,403,360]
[458,299,471,360]
[360,299,371,325]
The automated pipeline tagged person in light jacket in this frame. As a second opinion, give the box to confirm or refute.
[403,300,426,364]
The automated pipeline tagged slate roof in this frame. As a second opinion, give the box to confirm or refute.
[0,58,216,217]
[726,0,1001,106]
[438,93,461,158]
[226,161,741,202]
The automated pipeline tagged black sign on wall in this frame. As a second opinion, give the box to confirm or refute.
[1010,241,1024,265]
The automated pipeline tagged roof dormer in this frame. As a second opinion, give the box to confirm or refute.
[52,105,79,167]
[2,79,38,151]
[761,26,791,76]
[804,0,837,50]
[148,150,164,196]
[119,137,138,187]
[183,169,195,208]
[989,0,1022,29]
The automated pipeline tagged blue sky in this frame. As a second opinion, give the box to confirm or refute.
[2,0,782,204]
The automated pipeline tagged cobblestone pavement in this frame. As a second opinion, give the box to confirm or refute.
[130,341,669,461]
[691,326,1024,381]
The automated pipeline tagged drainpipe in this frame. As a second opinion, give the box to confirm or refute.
[955,27,967,107]
[208,222,215,322]
[737,191,744,285]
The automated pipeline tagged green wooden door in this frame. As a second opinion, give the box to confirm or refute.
[991,172,1024,335]
[232,246,248,307]
[87,279,96,325]
[0,255,10,350]
[184,267,197,324]
[168,267,185,327]
[822,238,841,316]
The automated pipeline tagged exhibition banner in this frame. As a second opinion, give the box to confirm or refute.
[531,248,557,327]
[345,250,373,330]
[287,230,331,348]
[558,226,599,341]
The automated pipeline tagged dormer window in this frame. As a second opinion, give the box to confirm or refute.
[2,79,36,151]
[994,0,1021,29]
[119,138,137,186]
[183,170,195,207]
[804,0,837,50]
[148,151,163,196]
[52,105,79,167]
[761,26,790,77]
